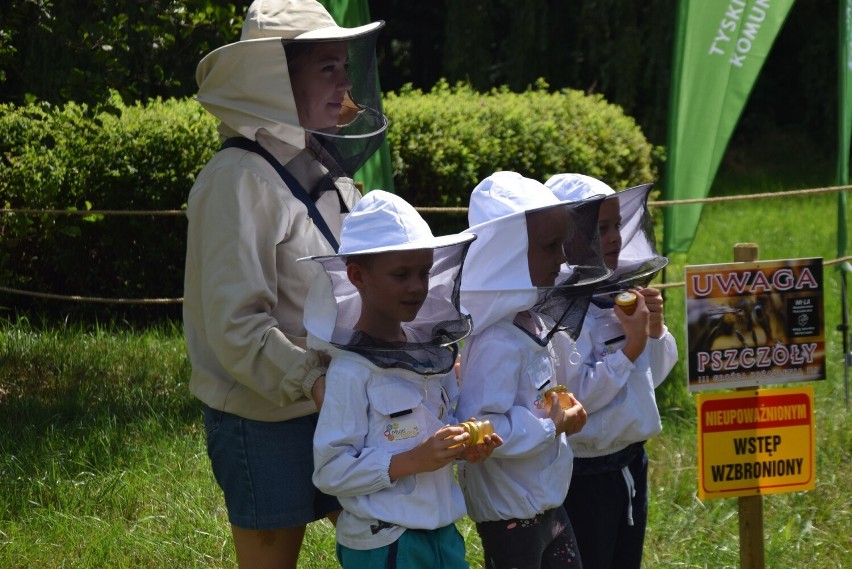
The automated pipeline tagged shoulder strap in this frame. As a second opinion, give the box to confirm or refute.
[220,137,340,252]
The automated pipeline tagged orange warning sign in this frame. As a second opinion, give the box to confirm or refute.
[696,386,815,500]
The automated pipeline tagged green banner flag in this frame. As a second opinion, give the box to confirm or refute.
[839,0,852,410]
[664,0,795,253]
[838,0,851,259]
[320,0,395,194]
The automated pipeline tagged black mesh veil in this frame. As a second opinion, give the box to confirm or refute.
[530,197,612,344]
[284,27,387,178]
[591,183,669,305]
[311,240,472,376]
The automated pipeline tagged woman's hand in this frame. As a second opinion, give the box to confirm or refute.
[311,375,327,410]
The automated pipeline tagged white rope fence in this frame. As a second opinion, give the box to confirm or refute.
[1,184,850,304]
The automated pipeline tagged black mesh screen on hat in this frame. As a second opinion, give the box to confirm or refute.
[561,194,608,274]
[528,198,612,344]
[534,265,613,344]
[344,323,465,376]
[591,183,669,301]
[318,240,472,376]
[285,29,387,178]
[595,257,670,294]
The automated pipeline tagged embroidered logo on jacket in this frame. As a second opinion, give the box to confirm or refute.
[384,421,420,441]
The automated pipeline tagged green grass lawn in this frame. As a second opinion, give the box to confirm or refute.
[1,182,851,567]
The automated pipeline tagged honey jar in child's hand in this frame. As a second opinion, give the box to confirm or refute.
[543,385,573,413]
[614,291,637,315]
[451,420,494,447]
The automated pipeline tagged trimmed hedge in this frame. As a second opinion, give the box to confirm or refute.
[0,93,216,319]
[384,80,658,207]
[0,84,657,320]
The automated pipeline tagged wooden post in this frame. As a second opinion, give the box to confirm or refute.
[733,243,759,264]
[733,243,765,569]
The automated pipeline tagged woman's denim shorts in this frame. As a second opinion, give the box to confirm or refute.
[203,405,340,530]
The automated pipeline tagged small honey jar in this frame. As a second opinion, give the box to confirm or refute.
[451,419,494,447]
[543,385,574,413]
[614,291,638,315]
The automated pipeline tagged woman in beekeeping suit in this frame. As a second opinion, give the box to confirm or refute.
[182,0,385,566]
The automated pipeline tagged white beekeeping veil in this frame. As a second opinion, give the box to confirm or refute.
[302,190,475,375]
[462,172,611,344]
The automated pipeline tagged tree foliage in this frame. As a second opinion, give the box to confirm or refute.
[0,0,242,106]
[373,0,837,155]
[0,95,217,320]
[0,0,839,150]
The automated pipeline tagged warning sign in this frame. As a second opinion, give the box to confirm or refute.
[696,386,815,500]
[685,257,826,391]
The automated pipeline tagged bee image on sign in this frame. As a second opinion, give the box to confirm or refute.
[685,257,825,391]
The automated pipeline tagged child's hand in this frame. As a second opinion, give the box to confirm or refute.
[458,419,503,463]
[547,392,587,436]
[638,287,666,338]
[614,290,650,361]
[389,425,467,481]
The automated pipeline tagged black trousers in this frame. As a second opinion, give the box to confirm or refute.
[563,443,649,569]
[476,506,583,569]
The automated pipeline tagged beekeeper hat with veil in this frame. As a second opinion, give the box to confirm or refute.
[461,171,612,346]
[195,0,387,179]
[300,190,476,376]
[545,173,668,307]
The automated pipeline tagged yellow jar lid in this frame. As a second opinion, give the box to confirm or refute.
[545,385,568,396]
[615,291,637,307]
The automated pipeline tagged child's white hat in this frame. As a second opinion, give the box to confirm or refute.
[545,173,616,201]
[468,171,562,227]
[329,190,474,257]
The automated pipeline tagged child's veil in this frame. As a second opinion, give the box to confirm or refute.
[461,172,612,346]
[301,190,475,375]
[546,174,669,303]
[533,195,614,343]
